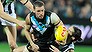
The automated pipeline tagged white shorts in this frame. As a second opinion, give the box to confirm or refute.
[64,42,74,52]
[23,46,29,52]
[0,2,16,26]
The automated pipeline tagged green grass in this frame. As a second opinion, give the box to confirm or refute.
[0,42,92,52]
[75,45,92,52]
[0,42,10,52]
[0,42,26,52]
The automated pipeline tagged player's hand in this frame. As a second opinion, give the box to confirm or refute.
[29,43,39,52]
[17,21,26,28]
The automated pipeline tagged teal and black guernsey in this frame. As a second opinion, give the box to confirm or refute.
[30,11,55,43]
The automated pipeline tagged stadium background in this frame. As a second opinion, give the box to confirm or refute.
[0,0,92,52]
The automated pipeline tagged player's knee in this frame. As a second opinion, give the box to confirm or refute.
[10,44,17,50]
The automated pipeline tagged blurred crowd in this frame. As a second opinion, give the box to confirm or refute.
[30,0,92,19]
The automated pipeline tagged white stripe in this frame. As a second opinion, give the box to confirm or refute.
[31,17,40,31]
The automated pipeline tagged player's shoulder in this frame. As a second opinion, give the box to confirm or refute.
[29,12,35,17]
[45,11,52,17]
[45,11,57,18]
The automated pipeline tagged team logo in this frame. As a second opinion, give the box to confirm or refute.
[32,25,37,28]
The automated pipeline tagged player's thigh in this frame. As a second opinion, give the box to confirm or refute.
[13,45,26,52]
[8,26,17,41]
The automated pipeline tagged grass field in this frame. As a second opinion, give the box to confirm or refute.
[0,42,92,52]
[75,45,92,52]
[0,42,26,52]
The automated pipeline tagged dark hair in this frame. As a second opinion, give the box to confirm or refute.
[33,1,44,9]
[72,26,82,41]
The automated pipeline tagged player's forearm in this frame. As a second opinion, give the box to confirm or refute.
[0,1,4,12]
[20,0,34,11]
[0,11,20,24]
[24,29,34,45]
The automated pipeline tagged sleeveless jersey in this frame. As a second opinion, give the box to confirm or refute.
[29,11,55,42]
[0,0,16,26]
[4,0,14,4]
[3,0,14,14]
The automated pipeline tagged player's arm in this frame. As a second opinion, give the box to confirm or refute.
[19,0,34,11]
[24,13,33,45]
[0,0,4,12]
[51,12,64,27]
[0,1,24,27]
[0,0,15,22]
[24,13,39,51]
[0,12,25,27]
[0,11,19,23]
[51,12,67,45]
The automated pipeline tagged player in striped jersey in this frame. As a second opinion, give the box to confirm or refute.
[0,0,33,52]
[51,26,82,52]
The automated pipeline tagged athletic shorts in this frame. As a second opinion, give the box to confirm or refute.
[62,42,74,52]
[0,2,16,26]
[23,46,30,52]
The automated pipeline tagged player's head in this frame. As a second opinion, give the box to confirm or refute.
[68,26,82,42]
[33,1,45,19]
